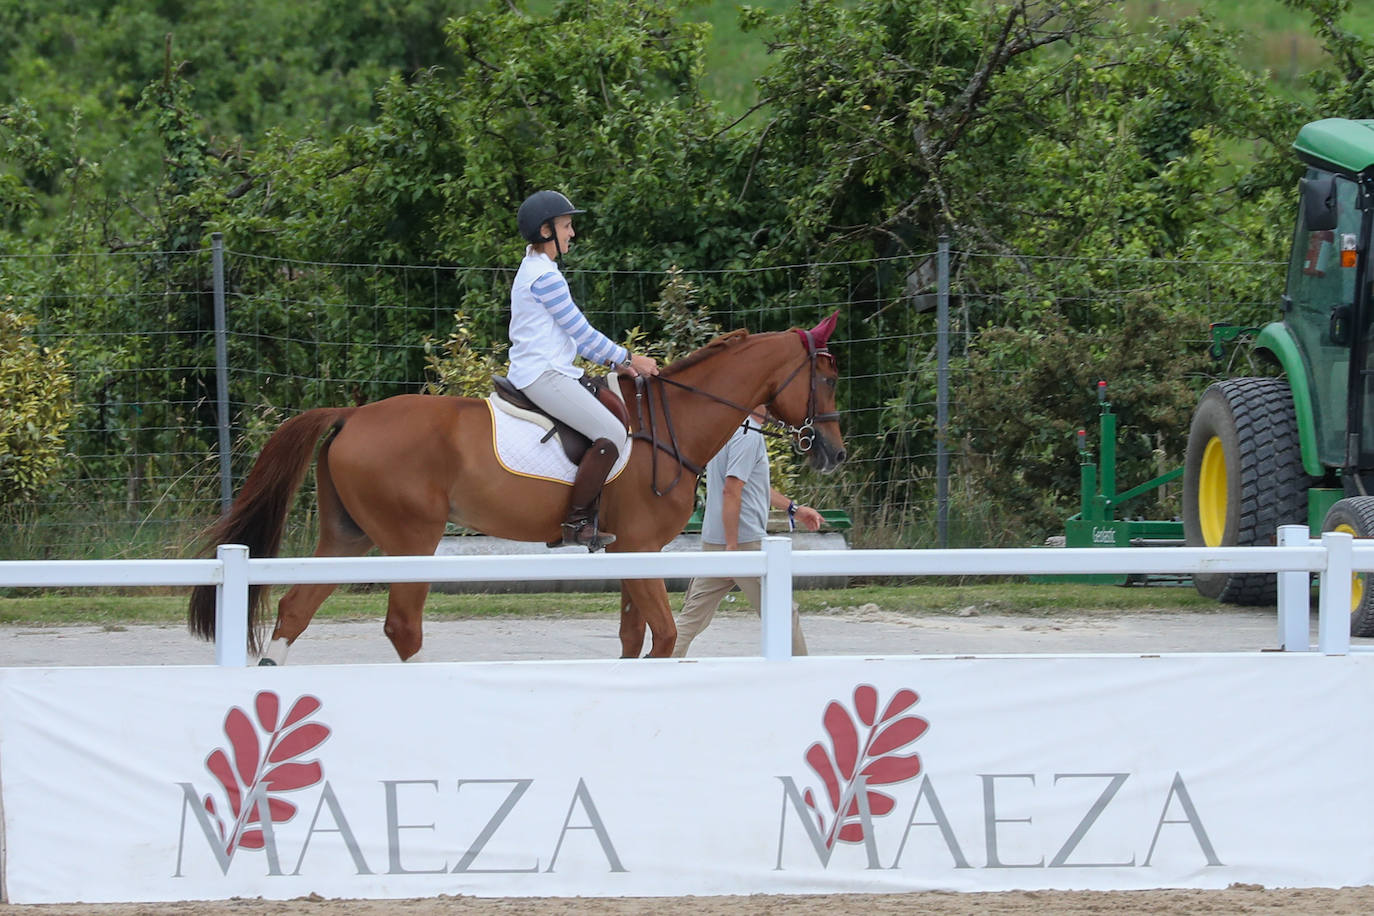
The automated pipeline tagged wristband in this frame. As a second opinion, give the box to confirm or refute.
[787,500,797,531]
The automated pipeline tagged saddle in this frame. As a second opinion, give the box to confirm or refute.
[491,374,631,465]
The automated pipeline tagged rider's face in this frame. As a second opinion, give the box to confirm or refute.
[551,215,576,252]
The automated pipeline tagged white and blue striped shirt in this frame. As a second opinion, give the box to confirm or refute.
[507,249,629,388]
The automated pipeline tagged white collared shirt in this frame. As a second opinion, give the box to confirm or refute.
[507,248,628,387]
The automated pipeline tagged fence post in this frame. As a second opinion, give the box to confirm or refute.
[936,234,950,548]
[211,232,233,514]
[760,536,794,660]
[216,544,249,667]
[1318,530,1352,655]
[1276,525,1311,651]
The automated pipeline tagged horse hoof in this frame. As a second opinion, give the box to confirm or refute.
[257,658,278,667]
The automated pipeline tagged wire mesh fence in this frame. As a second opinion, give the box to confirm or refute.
[1,243,1286,560]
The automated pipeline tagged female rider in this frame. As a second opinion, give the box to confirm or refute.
[507,190,659,550]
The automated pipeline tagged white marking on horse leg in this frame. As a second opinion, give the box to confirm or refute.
[262,637,290,666]
[404,648,427,663]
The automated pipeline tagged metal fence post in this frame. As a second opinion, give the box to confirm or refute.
[760,536,793,660]
[936,234,950,548]
[1276,525,1311,651]
[1318,530,1352,655]
[211,232,233,514]
[216,544,249,667]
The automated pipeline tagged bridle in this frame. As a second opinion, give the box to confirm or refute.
[762,327,841,455]
[630,330,839,496]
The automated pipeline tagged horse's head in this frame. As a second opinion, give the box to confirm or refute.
[766,312,846,473]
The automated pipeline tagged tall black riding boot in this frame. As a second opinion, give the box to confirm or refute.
[562,438,620,551]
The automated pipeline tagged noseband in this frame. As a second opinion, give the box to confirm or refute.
[630,333,839,495]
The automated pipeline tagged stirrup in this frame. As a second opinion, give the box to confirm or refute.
[562,521,616,552]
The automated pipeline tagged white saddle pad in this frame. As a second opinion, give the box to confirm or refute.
[485,397,631,485]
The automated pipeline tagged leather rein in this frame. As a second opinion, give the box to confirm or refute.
[628,330,839,497]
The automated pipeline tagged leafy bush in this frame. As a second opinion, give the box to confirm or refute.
[423,310,509,398]
[957,297,1215,540]
[0,307,74,500]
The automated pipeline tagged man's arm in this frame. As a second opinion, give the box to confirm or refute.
[721,476,746,549]
[769,487,823,532]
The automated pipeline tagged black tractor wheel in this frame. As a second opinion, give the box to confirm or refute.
[1183,377,1310,605]
[1321,497,1374,637]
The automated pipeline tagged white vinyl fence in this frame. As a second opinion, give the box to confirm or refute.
[0,526,1364,663]
[9,528,1374,904]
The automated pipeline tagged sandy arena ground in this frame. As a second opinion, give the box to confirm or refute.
[5,885,1374,915]
[3,605,1370,913]
[0,603,1354,666]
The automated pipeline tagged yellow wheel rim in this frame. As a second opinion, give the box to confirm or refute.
[1334,522,1366,614]
[1197,436,1228,547]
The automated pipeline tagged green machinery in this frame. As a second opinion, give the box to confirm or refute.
[1180,118,1374,631]
[1043,380,1185,585]
[1068,380,1183,552]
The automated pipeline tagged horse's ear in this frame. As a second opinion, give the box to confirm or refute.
[810,311,839,347]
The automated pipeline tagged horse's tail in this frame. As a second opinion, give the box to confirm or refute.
[187,407,355,651]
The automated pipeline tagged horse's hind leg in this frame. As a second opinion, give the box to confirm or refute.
[264,580,356,665]
[261,455,374,665]
[368,521,447,662]
[262,540,373,664]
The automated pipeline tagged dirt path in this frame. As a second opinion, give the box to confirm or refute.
[0,605,1343,667]
[5,885,1374,914]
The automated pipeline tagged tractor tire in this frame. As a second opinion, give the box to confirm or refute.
[1321,497,1374,637]
[1183,377,1309,605]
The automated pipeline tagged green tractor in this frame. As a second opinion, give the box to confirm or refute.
[1184,118,1374,630]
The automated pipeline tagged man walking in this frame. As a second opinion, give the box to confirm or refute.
[672,412,823,657]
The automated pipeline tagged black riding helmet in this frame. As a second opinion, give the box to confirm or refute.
[517,190,585,244]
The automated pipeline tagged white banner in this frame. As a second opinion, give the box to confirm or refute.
[2,653,1373,903]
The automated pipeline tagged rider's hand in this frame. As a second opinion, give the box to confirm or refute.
[619,353,659,377]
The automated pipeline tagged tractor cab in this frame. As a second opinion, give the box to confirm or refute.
[1182,118,1374,623]
[1281,120,1374,487]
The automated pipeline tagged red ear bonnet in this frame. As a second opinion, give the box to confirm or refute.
[810,311,838,348]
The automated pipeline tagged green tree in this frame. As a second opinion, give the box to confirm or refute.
[727,1,1332,539]
[8,0,1374,551]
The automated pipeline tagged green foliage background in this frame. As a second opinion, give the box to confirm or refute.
[0,307,74,500]
[2,0,1373,553]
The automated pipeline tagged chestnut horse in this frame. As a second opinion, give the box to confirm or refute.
[187,313,845,663]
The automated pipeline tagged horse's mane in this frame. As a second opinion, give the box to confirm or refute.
[659,328,750,376]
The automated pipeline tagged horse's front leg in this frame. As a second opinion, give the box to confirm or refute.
[621,578,677,658]
[618,581,647,658]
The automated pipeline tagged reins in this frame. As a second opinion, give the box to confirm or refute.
[629,335,838,497]
[631,373,704,497]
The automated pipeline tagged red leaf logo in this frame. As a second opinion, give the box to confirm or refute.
[200,691,330,857]
[802,685,927,848]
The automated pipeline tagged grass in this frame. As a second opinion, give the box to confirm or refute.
[1121,0,1374,84]
[688,0,772,116]
[0,580,1233,628]
[678,0,1374,118]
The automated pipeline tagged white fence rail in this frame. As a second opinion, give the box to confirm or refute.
[1,525,1368,665]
